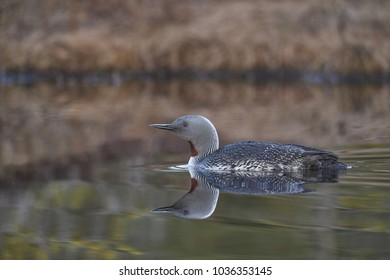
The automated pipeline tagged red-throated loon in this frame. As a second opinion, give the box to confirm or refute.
[150,115,348,171]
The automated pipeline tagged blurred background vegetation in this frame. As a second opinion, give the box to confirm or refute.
[0,0,389,76]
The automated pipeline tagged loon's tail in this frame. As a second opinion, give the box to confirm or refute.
[330,161,351,169]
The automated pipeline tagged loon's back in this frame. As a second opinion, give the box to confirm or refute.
[199,141,347,171]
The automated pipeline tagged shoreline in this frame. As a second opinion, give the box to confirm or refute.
[1,69,389,87]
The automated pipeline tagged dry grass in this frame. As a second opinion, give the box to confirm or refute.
[1,0,389,74]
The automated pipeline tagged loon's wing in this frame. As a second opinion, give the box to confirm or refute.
[221,141,336,161]
[206,141,340,169]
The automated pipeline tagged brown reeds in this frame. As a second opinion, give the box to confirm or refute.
[0,0,389,74]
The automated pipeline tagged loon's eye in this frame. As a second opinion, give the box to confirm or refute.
[183,122,188,127]
[183,210,189,215]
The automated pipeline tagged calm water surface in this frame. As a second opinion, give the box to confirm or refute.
[0,82,389,259]
[1,146,389,259]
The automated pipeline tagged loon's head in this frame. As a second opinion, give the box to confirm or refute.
[150,115,219,162]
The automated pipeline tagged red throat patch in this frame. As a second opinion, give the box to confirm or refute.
[190,178,198,193]
[188,141,198,157]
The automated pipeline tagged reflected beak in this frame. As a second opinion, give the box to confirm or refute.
[152,206,174,213]
[149,123,174,131]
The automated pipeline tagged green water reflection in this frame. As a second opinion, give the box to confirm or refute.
[1,145,390,259]
[0,82,389,259]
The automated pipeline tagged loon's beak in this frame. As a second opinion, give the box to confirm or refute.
[150,123,174,131]
[152,206,174,213]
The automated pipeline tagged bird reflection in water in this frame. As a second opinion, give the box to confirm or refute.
[153,167,344,219]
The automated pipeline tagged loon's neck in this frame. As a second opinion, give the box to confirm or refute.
[187,127,219,166]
